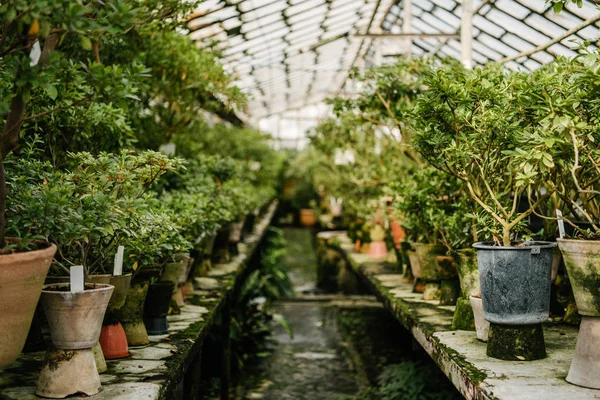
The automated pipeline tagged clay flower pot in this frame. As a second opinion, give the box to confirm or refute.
[299,209,317,227]
[413,243,457,301]
[36,283,113,398]
[89,274,132,359]
[368,224,387,259]
[453,248,479,331]
[144,281,176,335]
[0,242,56,368]
[121,282,150,346]
[557,238,600,389]
[163,260,186,307]
[470,296,490,342]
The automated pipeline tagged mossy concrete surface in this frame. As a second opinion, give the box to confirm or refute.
[0,203,278,400]
[323,232,600,400]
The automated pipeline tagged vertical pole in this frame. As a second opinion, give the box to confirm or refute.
[402,0,413,55]
[461,0,473,69]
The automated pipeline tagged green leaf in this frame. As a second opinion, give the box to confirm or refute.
[80,36,92,51]
[45,86,58,100]
[553,2,563,13]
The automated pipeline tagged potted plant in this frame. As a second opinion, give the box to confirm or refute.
[35,282,114,398]
[413,63,558,360]
[523,54,600,387]
[391,167,461,303]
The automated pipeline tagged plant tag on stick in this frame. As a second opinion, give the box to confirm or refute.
[556,210,565,239]
[70,266,84,293]
[113,246,124,276]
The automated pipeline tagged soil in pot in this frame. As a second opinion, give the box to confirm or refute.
[0,242,57,367]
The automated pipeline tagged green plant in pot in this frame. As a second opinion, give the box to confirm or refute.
[391,166,461,303]
[522,54,600,387]
[413,63,559,361]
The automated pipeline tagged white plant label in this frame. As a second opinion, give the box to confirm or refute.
[113,245,124,276]
[556,209,565,239]
[29,40,41,67]
[70,266,84,293]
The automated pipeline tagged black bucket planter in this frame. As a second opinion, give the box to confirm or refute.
[474,241,556,361]
[143,281,175,335]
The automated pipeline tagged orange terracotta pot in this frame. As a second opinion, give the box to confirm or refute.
[0,242,57,367]
[99,323,130,359]
[369,241,388,259]
[299,209,317,227]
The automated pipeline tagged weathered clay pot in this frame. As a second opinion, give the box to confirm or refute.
[121,282,150,346]
[557,239,600,317]
[470,296,490,342]
[453,249,479,331]
[474,241,556,325]
[36,348,102,398]
[299,209,317,227]
[565,316,600,389]
[88,273,132,315]
[40,283,114,349]
[413,243,456,281]
[556,239,600,388]
[92,343,107,373]
[407,248,421,278]
[369,241,387,259]
[456,248,480,298]
[174,253,193,285]
[163,260,186,307]
[0,242,56,368]
[390,221,405,249]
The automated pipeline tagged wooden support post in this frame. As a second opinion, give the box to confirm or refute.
[461,0,473,69]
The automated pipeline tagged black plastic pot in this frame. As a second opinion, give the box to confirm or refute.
[143,281,175,318]
[143,316,169,335]
[474,241,556,325]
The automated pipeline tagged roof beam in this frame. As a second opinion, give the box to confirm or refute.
[354,32,460,38]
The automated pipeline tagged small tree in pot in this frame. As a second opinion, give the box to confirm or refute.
[413,63,559,360]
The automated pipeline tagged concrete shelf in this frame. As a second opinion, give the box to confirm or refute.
[0,203,277,400]
[326,232,600,400]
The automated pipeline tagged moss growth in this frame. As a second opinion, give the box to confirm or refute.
[452,297,475,331]
[487,323,546,361]
[44,349,77,371]
[433,339,488,384]
[439,279,460,305]
[566,259,600,314]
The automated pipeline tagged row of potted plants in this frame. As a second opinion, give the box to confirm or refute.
[300,53,600,389]
[0,1,284,398]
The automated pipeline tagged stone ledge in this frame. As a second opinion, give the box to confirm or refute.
[325,232,600,400]
[0,202,277,400]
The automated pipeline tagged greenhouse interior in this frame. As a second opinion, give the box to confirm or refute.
[2,0,600,399]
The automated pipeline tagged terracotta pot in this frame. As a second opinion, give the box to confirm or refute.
[92,343,107,373]
[470,296,490,342]
[556,239,600,388]
[368,241,388,259]
[390,221,405,249]
[413,243,456,281]
[36,348,101,398]
[228,218,245,243]
[121,282,150,346]
[456,248,480,298]
[89,274,132,316]
[557,239,600,317]
[407,249,421,278]
[174,253,193,285]
[99,323,130,359]
[163,261,186,307]
[0,242,56,368]
[40,283,114,349]
[299,209,317,227]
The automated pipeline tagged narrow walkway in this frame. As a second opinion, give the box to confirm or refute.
[245,228,360,400]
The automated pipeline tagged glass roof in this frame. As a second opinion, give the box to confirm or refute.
[188,0,600,147]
